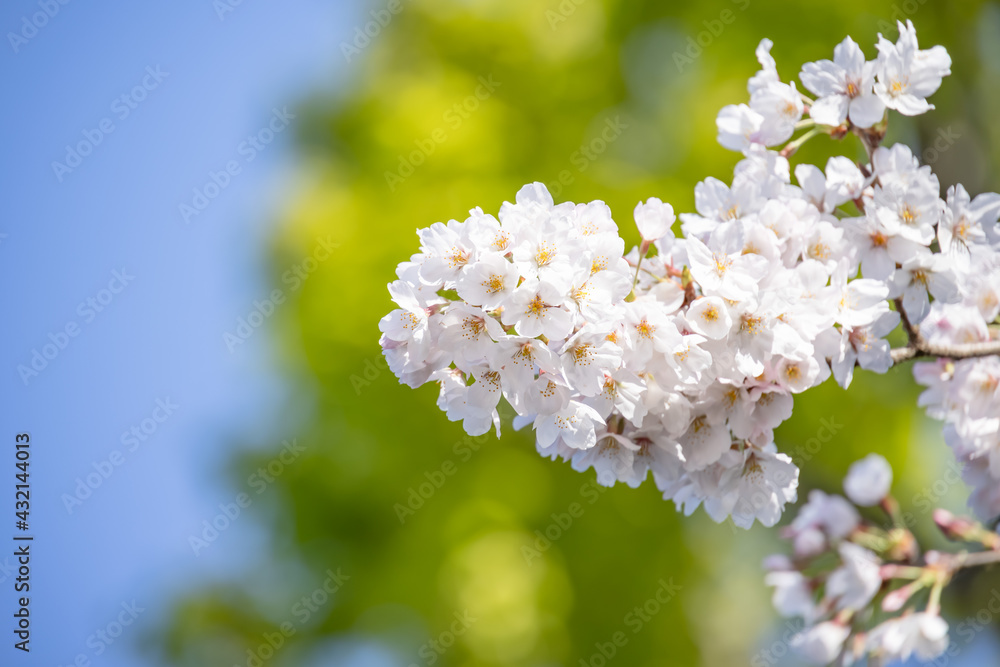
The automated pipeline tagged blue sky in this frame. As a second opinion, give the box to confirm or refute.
[0,1,361,664]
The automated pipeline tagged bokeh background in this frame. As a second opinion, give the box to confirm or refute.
[3,1,1000,665]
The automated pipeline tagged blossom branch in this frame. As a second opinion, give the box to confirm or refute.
[890,297,1000,362]
[953,549,1000,569]
[891,339,1000,363]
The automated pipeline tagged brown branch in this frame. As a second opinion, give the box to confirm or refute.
[891,339,1000,364]
[894,298,921,347]
[956,549,1000,569]
[890,297,1000,363]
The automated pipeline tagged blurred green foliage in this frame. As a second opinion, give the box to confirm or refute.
[156,1,1000,665]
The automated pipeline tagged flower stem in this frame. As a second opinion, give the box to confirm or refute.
[780,127,824,158]
[955,549,1000,569]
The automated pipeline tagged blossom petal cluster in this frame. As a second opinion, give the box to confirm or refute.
[913,236,1000,520]
[379,21,1000,535]
[718,20,951,150]
[765,457,955,666]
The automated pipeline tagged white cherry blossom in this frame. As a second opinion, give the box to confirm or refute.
[800,36,885,128]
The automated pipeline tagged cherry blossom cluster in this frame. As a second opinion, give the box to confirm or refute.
[379,20,1000,533]
[765,455,1000,666]
[718,19,951,151]
[912,258,1000,521]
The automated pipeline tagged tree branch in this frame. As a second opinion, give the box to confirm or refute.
[956,549,1000,569]
[891,339,1000,364]
[894,297,921,347]
[889,297,1000,363]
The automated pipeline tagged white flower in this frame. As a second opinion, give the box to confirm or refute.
[723,449,800,529]
[831,310,900,389]
[848,213,923,281]
[568,270,629,322]
[438,303,505,364]
[511,228,579,293]
[730,301,777,377]
[418,219,477,286]
[749,38,780,93]
[560,332,624,397]
[844,453,893,506]
[873,181,940,246]
[716,103,765,153]
[534,401,606,451]
[677,414,732,471]
[874,20,952,116]
[791,622,850,665]
[634,198,676,241]
[939,184,1000,253]
[826,542,882,611]
[686,236,767,301]
[831,262,892,327]
[685,296,733,339]
[501,280,574,340]
[437,366,502,437]
[867,613,949,662]
[571,434,639,486]
[889,252,960,324]
[456,252,520,310]
[795,157,866,213]
[788,490,860,557]
[745,40,803,145]
[509,374,571,418]
[800,36,885,128]
[584,369,648,427]
[623,300,684,364]
[750,80,804,146]
[681,174,766,237]
[765,569,817,620]
[378,281,430,345]
[776,356,820,393]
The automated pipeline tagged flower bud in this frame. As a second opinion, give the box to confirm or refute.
[844,454,893,507]
[633,198,675,241]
